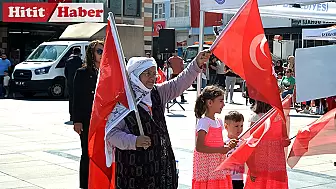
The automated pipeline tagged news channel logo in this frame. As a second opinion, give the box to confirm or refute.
[215,0,226,5]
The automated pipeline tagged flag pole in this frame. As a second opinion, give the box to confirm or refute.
[108,12,145,136]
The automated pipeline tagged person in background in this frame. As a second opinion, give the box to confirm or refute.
[208,55,218,85]
[0,53,11,97]
[146,52,151,58]
[287,56,295,74]
[216,59,226,89]
[280,69,295,99]
[246,101,290,189]
[3,70,10,98]
[168,49,186,103]
[224,111,245,189]
[72,40,104,189]
[155,54,164,69]
[224,65,237,104]
[64,47,83,122]
[274,60,284,75]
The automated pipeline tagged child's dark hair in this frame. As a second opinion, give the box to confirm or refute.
[225,111,244,122]
[4,70,8,74]
[254,101,272,114]
[194,85,224,118]
[278,72,283,76]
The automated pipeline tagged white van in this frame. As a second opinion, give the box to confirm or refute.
[13,41,89,98]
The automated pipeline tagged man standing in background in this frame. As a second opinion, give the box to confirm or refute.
[64,47,83,123]
[168,49,187,103]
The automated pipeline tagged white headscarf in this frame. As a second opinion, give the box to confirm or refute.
[126,57,157,107]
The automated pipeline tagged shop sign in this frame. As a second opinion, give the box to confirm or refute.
[291,19,336,26]
[2,3,104,22]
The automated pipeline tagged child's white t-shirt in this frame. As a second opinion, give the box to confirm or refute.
[224,137,244,180]
[3,76,10,86]
[196,117,223,133]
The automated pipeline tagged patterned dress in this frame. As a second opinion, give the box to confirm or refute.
[245,113,289,189]
[192,118,233,189]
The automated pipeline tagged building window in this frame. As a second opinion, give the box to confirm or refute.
[170,0,189,18]
[109,0,141,17]
[154,3,165,19]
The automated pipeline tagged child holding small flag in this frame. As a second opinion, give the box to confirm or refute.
[224,111,245,189]
[192,86,237,189]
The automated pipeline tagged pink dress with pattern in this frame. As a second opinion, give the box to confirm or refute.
[192,118,233,189]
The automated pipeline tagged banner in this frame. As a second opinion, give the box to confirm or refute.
[2,3,104,22]
[201,0,329,11]
[153,21,165,37]
[302,26,336,40]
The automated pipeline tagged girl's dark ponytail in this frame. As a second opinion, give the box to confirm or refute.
[194,95,206,118]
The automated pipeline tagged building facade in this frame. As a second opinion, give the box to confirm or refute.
[0,0,152,63]
[152,0,218,54]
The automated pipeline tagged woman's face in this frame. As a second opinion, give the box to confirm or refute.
[276,61,281,66]
[94,43,104,69]
[139,66,157,89]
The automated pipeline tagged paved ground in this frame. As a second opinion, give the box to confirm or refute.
[0,89,335,189]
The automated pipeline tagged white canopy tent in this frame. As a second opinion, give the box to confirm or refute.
[196,0,336,95]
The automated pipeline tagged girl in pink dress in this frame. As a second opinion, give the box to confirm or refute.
[192,86,237,189]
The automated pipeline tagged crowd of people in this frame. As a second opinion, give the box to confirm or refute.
[65,40,294,189]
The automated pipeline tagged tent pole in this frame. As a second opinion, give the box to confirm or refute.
[301,30,304,48]
[197,10,205,96]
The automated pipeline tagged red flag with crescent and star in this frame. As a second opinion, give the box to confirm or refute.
[287,108,336,168]
[156,68,166,84]
[210,0,284,121]
[216,95,292,189]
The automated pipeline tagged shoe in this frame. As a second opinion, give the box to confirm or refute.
[230,100,234,104]
[181,99,187,103]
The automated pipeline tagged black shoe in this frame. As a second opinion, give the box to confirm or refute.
[181,99,187,103]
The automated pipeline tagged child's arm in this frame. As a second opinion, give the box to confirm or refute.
[196,130,236,154]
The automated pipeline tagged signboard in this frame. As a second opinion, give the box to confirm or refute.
[153,21,165,37]
[200,0,333,11]
[292,19,336,26]
[2,3,104,22]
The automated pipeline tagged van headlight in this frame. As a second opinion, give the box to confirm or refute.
[35,66,51,75]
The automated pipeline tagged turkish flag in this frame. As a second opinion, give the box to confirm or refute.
[156,68,166,84]
[217,95,292,188]
[210,0,283,117]
[287,108,336,168]
[88,14,136,189]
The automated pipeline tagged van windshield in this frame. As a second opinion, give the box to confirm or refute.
[183,46,210,62]
[26,45,68,62]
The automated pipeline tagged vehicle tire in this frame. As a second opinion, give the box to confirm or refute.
[48,81,65,98]
[20,92,35,98]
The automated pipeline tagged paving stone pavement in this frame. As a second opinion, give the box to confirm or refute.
[0,89,335,189]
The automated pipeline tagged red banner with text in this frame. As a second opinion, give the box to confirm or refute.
[2,3,104,22]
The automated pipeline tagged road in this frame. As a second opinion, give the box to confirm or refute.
[0,89,335,189]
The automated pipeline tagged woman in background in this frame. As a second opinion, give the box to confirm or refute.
[72,40,104,189]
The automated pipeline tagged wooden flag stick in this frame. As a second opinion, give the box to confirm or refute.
[108,12,145,136]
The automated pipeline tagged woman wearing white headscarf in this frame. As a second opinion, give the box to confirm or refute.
[109,50,210,188]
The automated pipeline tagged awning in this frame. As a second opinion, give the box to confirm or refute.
[201,1,336,22]
[59,23,107,40]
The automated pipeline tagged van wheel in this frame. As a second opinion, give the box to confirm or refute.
[48,82,64,98]
[20,92,35,98]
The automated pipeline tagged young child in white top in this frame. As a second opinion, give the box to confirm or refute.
[224,111,245,189]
